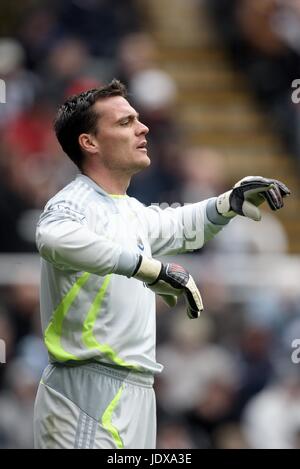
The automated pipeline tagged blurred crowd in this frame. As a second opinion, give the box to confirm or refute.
[206,0,300,168]
[0,0,299,449]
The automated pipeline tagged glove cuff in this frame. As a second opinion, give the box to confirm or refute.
[216,191,236,218]
[133,255,162,283]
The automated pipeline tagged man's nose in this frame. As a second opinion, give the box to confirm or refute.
[137,121,149,135]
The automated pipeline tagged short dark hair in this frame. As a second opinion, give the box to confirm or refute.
[54,79,127,169]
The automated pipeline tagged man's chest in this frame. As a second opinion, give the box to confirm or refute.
[89,202,151,255]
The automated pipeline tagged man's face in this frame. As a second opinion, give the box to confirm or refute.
[92,96,150,174]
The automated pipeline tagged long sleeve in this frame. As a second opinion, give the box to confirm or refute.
[143,197,231,256]
[36,205,139,277]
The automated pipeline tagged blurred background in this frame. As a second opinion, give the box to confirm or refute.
[0,0,300,449]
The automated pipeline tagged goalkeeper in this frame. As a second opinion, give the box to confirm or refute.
[34,79,290,449]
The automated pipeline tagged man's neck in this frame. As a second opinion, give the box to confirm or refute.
[82,167,131,195]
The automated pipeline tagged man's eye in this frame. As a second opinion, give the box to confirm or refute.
[120,120,130,126]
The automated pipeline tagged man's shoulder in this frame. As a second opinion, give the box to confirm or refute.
[44,176,96,214]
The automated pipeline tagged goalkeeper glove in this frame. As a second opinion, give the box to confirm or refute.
[216,176,290,221]
[133,255,203,319]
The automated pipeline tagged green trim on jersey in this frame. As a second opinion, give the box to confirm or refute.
[44,272,91,361]
[45,271,141,369]
[101,383,125,448]
[82,275,140,370]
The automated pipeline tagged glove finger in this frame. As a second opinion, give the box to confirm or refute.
[158,294,178,307]
[273,180,291,197]
[265,186,283,210]
[237,176,273,187]
[244,184,274,196]
[184,277,203,319]
[273,185,284,208]
[239,180,273,190]
[253,178,290,198]
[263,190,278,210]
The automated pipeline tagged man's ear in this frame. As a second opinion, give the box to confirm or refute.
[78,133,99,155]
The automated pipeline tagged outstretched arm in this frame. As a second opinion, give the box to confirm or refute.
[144,176,290,257]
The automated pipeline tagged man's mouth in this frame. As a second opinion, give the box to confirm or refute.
[136,141,147,151]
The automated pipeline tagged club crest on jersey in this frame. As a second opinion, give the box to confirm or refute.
[137,236,144,251]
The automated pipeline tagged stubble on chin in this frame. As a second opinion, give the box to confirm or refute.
[130,154,151,175]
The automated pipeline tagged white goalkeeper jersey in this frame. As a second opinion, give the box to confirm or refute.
[36,174,229,374]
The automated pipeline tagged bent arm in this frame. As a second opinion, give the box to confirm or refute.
[36,208,139,277]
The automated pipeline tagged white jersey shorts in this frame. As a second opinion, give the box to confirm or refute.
[34,362,156,449]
